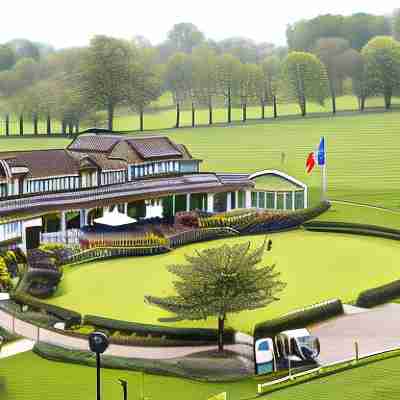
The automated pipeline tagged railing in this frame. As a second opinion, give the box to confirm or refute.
[40,229,82,245]
[168,227,239,248]
[67,245,170,265]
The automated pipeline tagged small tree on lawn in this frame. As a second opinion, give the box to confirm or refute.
[145,239,286,352]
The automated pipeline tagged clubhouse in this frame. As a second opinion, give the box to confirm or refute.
[0,131,308,249]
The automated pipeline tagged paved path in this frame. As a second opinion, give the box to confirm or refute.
[310,303,400,365]
[0,339,34,359]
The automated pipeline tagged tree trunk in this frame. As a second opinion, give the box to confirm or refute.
[191,102,195,128]
[175,102,180,128]
[227,87,232,123]
[242,103,247,122]
[61,119,67,135]
[75,120,80,134]
[273,95,277,118]
[140,108,144,131]
[360,96,365,111]
[33,113,38,135]
[209,99,213,125]
[300,96,306,117]
[47,114,51,135]
[261,100,265,119]
[217,316,225,352]
[5,114,9,136]
[19,115,23,136]
[107,104,114,131]
[329,78,336,115]
[384,90,392,110]
[68,122,73,135]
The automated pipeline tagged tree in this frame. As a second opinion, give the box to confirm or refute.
[146,239,285,352]
[8,39,40,61]
[80,35,134,131]
[393,9,400,41]
[125,62,162,131]
[362,36,400,109]
[192,46,218,125]
[313,37,350,113]
[238,63,262,122]
[164,52,192,127]
[216,54,242,123]
[0,258,12,292]
[280,51,329,116]
[0,45,16,71]
[261,56,281,118]
[167,23,205,54]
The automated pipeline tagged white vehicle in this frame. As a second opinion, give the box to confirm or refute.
[255,338,276,374]
[255,328,320,374]
[275,328,320,367]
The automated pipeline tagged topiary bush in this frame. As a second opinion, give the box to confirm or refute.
[254,299,344,339]
[356,280,400,308]
[83,314,235,343]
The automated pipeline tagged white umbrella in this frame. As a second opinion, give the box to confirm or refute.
[94,207,137,226]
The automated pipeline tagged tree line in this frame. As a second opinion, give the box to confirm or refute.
[0,12,400,133]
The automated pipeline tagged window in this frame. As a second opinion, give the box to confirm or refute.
[154,163,159,174]
[174,161,179,172]
[251,192,258,208]
[285,192,293,210]
[295,191,305,209]
[277,193,284,210]
[259,192,266,208]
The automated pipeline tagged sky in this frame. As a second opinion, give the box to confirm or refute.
[0,0,398,49]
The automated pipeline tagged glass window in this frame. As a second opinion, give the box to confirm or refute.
[295,191,305,209]
[154,163,159,174]
[259,192,266,208]
[160,162,165,173]
[251,192,258,208]
[148,164,153,175]
[174,161,179,172]
[285,192,293,210]
[277,193,284,210]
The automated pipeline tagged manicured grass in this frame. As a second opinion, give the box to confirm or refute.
[47,230,400,334]
[166,112,400,209]
[2,349,400,400]
[0,112,399,210]
[0,351,254,400]
[313,202,400,229]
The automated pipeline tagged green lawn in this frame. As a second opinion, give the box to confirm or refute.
[313,202,400,229]
[0,351,254,400]
[47,230,400,334]
[2,350,400,400]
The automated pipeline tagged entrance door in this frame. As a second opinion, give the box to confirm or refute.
[25,226,41,250]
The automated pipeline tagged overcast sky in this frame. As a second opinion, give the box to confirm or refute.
[1,0,398,48]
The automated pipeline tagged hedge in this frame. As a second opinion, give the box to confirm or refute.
[11,292,81,328]
[356,280,400,308]
[84,314,235,343]
[254,299,344,339]
[33,342,248,382]
[303,221,400,240]
[241,201,331,234]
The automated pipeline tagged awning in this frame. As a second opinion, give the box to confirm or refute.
[94,208,137,226]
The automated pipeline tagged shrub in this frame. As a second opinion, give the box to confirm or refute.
[356,280,400,308]
[38,244,75,265]
[11,292,81,328]
[241,201,331,234]
[254,299,344,339]
[0,257,12,292]
[174,211,199,227]
[83,314,235,343]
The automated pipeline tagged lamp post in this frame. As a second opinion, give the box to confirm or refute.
[89,332,109,400]
[118,379,128,400]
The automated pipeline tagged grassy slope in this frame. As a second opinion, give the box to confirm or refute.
[0,351,254,400]
[47,230,400,333]
[2,351,400,400]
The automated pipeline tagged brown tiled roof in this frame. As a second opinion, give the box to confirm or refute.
[69,152,126,171]
[0,150,80,178]
[68,134,122,153]
[126,137,183,160]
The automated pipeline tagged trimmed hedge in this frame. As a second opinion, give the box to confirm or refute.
[241,201,331,234]
[33,342,249,382]
[303,221,400,240]
[84,314,235,343]
[11,292,81,329]
[254,299,344,339]
[356,280,400,308]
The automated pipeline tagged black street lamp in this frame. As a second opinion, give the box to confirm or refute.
[89,332,110,400]
[118,379,128,400]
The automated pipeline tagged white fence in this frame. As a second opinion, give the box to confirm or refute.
[40,229,82,245]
